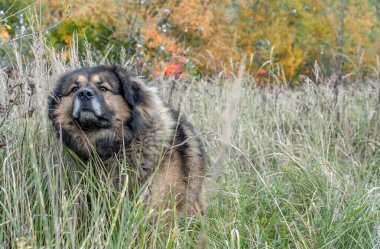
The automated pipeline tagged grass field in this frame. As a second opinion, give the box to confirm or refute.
[0,45,380,248]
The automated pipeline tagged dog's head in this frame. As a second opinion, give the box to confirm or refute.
[48,65,159,158]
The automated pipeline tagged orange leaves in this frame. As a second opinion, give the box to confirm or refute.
[63,34,72,46]
[0,24,11,43]
[141,20,185,76]
[164,62,183,78]
[142,22,182,56]
[254,68,267,85]
[1,30,10,43]
[36,0,380,82]
[169,0,214,38]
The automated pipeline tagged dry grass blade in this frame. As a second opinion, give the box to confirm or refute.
[208,54,246,189]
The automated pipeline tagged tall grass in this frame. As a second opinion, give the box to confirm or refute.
[0,38,380,248]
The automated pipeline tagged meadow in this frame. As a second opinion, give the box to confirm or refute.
[0,44,380,248]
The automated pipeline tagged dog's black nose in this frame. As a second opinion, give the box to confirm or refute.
[77,88,95,100]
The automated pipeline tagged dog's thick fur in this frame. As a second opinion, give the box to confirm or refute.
[48,65,205,216]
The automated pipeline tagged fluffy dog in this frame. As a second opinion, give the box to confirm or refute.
[48,65,205,216]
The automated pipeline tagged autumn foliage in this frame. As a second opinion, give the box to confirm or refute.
[1,0,380,83]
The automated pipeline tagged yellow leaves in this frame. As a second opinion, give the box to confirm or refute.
[63,5,70,13]
[281,47,305,77]
[255,15,266,23]
[16,237,32,249]
[232,0,380,79]
[63,50,70,61]
[39,0,380,81]
[46,0,117,26]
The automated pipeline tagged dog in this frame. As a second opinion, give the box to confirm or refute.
[48,65,205,216]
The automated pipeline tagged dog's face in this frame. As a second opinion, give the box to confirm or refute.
[51,67,129,131]
[67,73,120,130]
[48,66,155,160]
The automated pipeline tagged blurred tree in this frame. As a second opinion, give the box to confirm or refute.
[1,0,380,82]
[0,0,34,44]
[232,0,380,82]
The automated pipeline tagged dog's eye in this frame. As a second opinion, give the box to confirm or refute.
[71,86,79,93]
[99,86,107,92]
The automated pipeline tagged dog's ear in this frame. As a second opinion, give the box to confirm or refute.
[111,66,144,108]
[110,66,150,140]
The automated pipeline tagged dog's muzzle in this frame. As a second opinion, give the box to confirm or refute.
[72,87,112,129]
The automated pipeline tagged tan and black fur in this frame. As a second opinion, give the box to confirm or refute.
[48,65,205,216]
